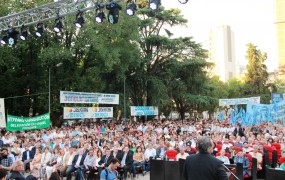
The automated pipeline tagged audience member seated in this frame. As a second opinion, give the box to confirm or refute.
[176,147,189,160]
[234,136,243,148]
[119,146,134,180]
[78,148,95,180]
[234,150,251,176]
[165,147,178,161]
[98,148,113,175]
[10,160,25,180]
[216,149,230,164]
[133,146,144,177]
[249,145,262,169]
[222,138,233,151]
[29,147,41,171]
[156,141,168,159]
[66,149,86,180]
[185,145,195,155]
[242,142,253,154]
[143,143,156,174]
[60,146,76,177]
[22,144,35,171]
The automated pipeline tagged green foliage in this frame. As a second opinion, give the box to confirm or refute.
[1,1,254,123]
[243,43,269,103]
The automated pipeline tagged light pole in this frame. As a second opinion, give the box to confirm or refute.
[123,72,136,120]
[49,62,63,116]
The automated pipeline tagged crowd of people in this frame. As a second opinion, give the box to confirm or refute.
[0,118,284,180]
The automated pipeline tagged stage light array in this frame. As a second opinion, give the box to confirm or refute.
[0,0,189,46]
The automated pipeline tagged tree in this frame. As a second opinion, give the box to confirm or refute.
[127,6,213,120]
[227,77,245,98]
[244,43,269,103]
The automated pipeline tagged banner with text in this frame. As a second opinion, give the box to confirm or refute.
[0,99,6,128]
[60,91,119,104]
[219,96,260,106]
[130,106,158,116]
[272,93,284,103]
[7,113,50,131]
[64,107,113,119]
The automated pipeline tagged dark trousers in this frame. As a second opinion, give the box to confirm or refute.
[123,164,134,179]
[66,166,78,180]
[88,167,99,180]
[133,162,142,177]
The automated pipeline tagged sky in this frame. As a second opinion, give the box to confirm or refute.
[163,0,278,72]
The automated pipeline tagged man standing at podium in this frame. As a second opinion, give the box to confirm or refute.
[183,137,228,180]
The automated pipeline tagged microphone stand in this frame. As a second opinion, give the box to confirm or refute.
[222,164,240,180]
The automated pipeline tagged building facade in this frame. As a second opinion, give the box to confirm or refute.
[208,25,236,82]
[276,0,285,76]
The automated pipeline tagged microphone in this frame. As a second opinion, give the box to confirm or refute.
[222,164,240,180]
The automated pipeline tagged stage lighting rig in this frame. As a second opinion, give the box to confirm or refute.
[53,17,63,33]
[0,34,8,45]
[75,11,85,28]
[106,2,122,24]
[7,27,19,45]
[149,0,160,10]
[35,23,45,37]
[95,4,105,23]
[20,25,28,41]
[126,1,137,16]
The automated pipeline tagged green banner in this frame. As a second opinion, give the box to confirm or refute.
[7,113,50,131]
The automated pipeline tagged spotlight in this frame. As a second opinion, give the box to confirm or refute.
[7,27,19,45]
[95,12,105,23]
[35,23,45,37]
[53,18,63,33]
[0,35,8,45]
[149,0,160,10]
[126,3,137,16]
[178,0,188,4]
[75,12,85,28]
[20,26,28,41]
[106,3,122,24]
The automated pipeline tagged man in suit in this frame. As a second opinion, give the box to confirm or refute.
[156,141,168,159]
[119,146,134,180]
[111,146,122,161]
[183,137,228,180]
[98,148,113,175]
[66,149,86,180]
[234,150,251,176]
[22,144,35,171]
[233,124,245,137]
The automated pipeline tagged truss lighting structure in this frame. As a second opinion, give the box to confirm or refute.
[0,0,122,32]
[0,0,189,34]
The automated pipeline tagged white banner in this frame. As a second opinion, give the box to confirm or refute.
[0,99,6,128]
[64,107,113,119]
[219,96,260,106]
[60,91,119,104]
[130,106,158,116]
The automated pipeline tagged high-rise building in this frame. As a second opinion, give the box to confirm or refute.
[275,0,285,75]
[208,25,236,82]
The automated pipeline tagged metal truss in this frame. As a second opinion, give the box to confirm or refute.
[0,0,123,32]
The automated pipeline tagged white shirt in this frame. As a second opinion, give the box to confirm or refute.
[75,155,82,167]
[67,153,75,166]
[217,156,230,164]
[222,143,233,150]
[144,148,156,158]
[176,153,189,160]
